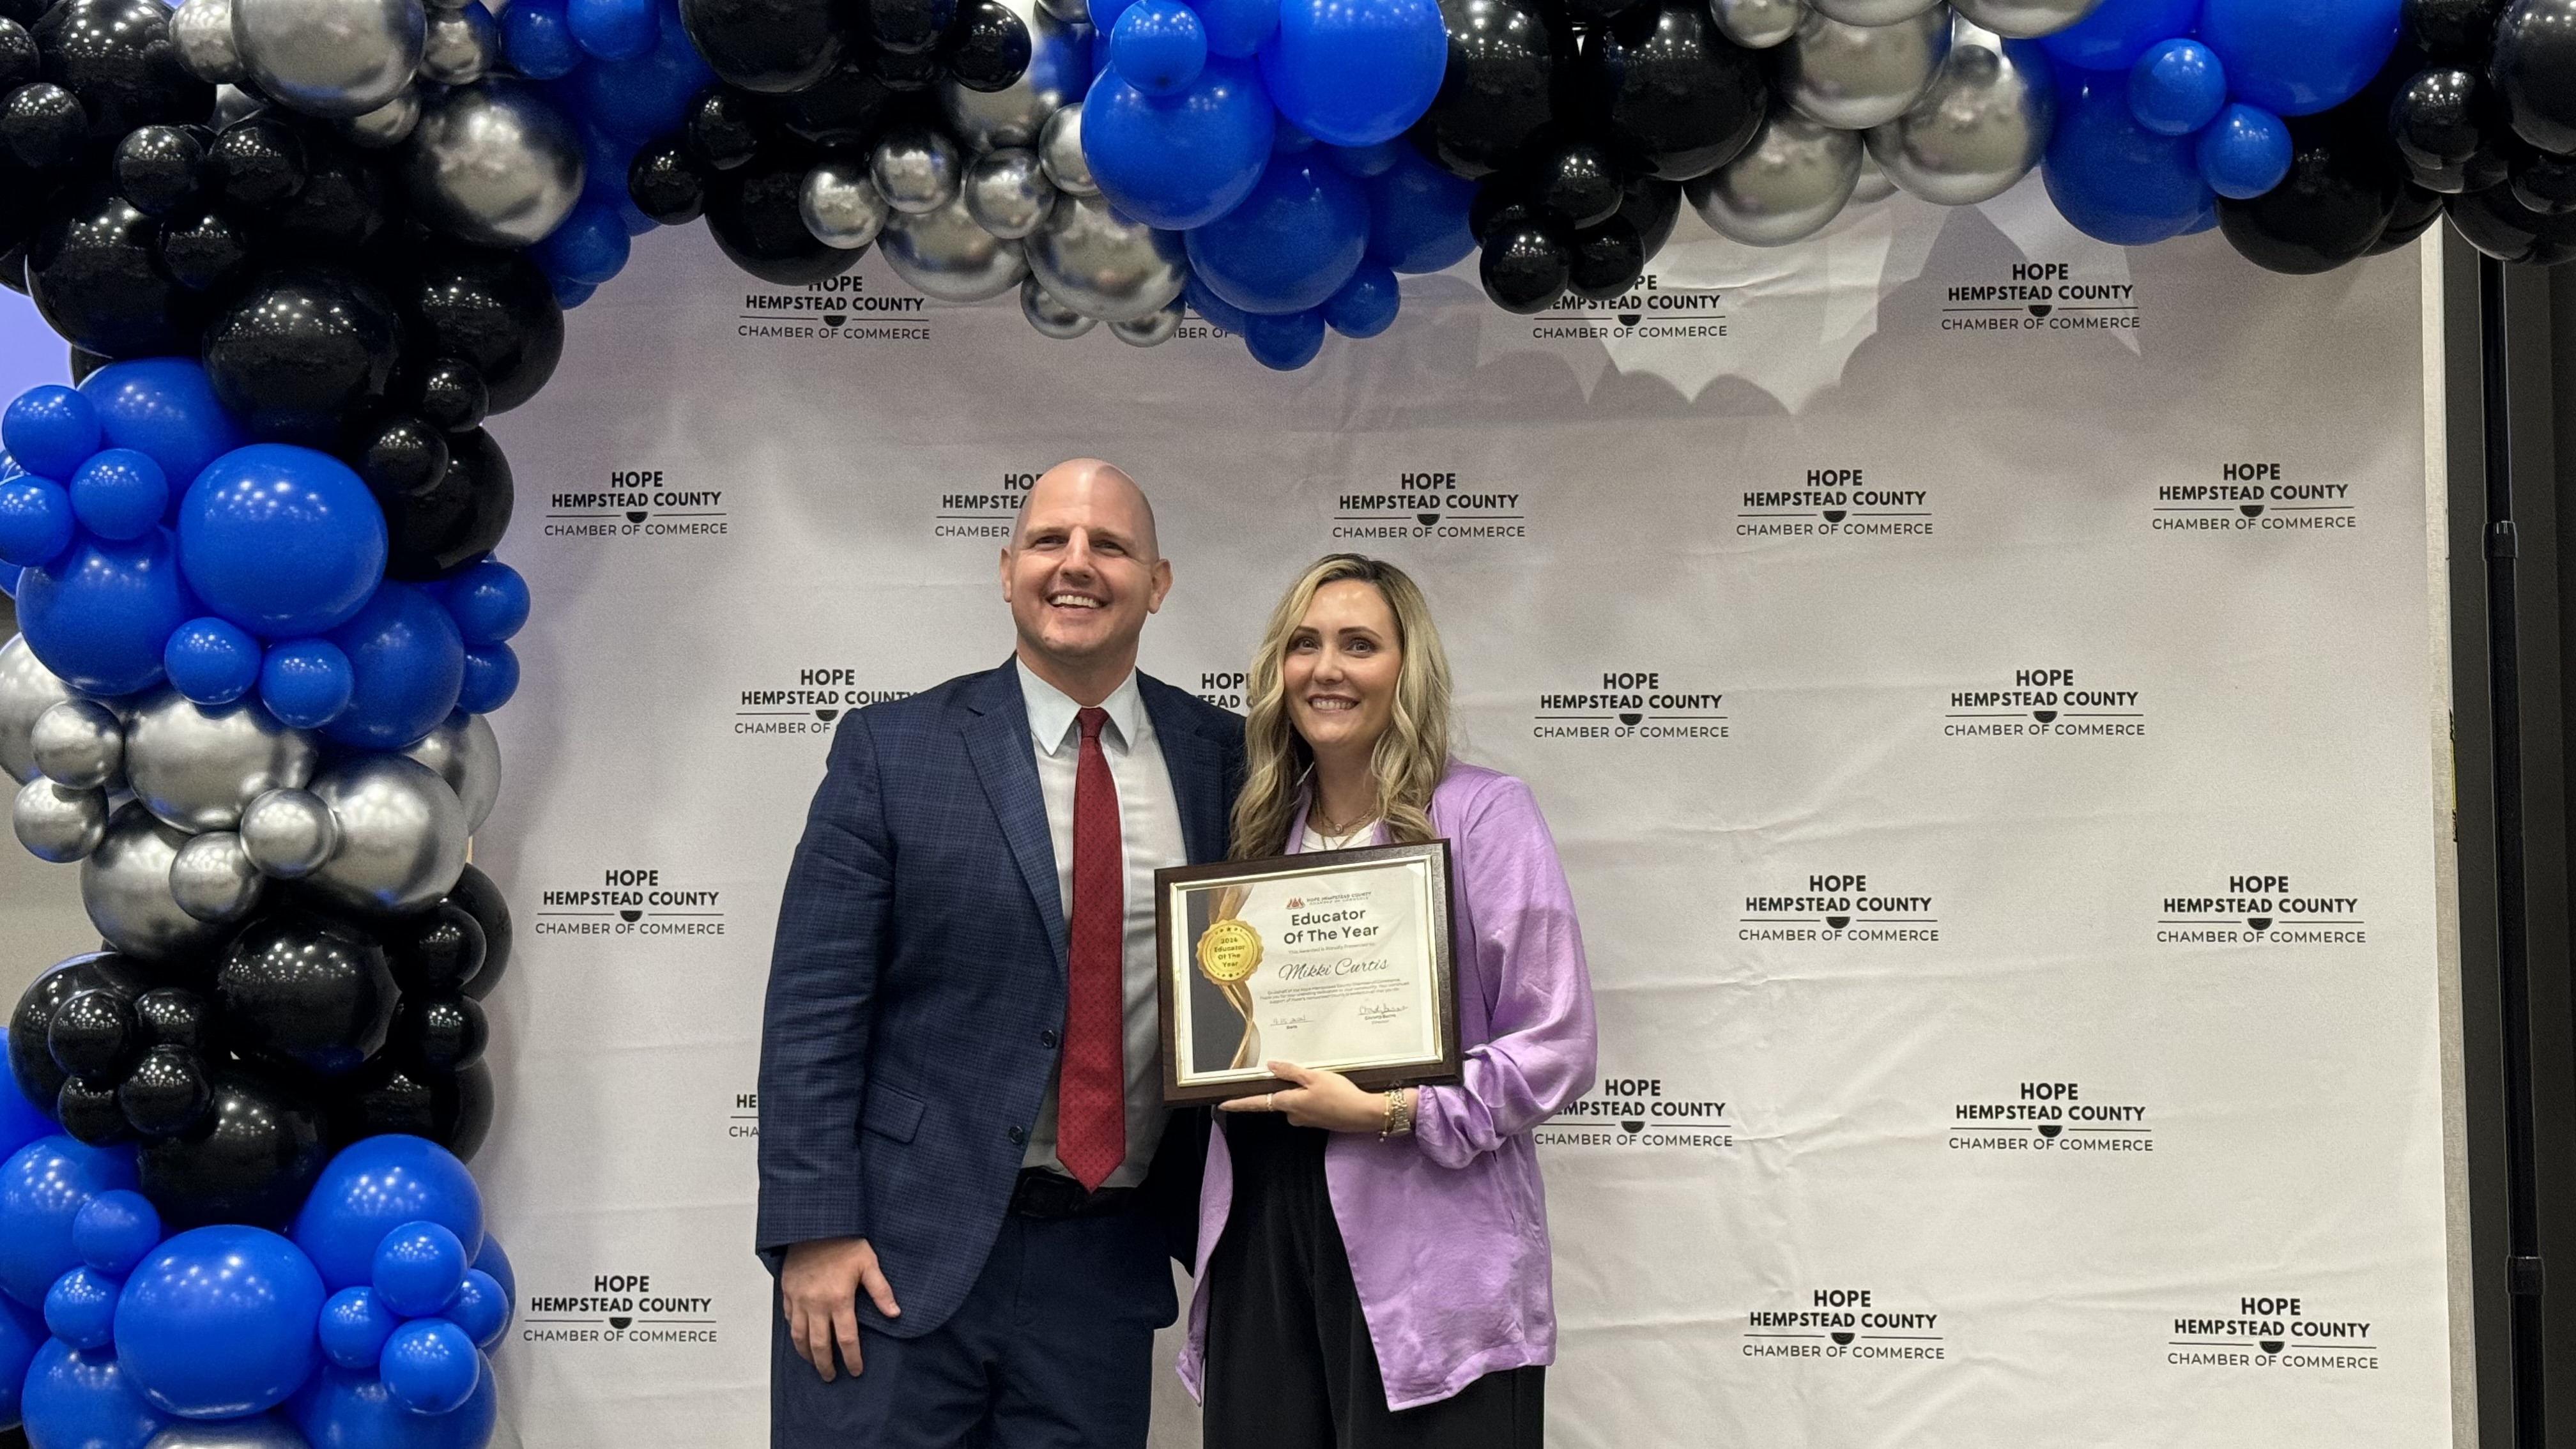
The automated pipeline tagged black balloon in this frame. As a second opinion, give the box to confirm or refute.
[132,985,210,1050]
[2219,106,2402,274]
[415,355,489,431]
[215,908,400,1076]
[2490,0,2576,156]
[679,0,844,92]
[684,85,769,170]
[870,0,956,53]
[1480,219,1568,313]
[2390,67,2510,193]
[270,128,395,254]
[1581,0,1767,181]
[705,148,861,284]
[205,114,307,206]
[10,952,151,1113]
[2447,178,2576,261]
[202,263,404,444]
[0,17,35,91]
[448,863,512,1002]
[137,1064,330,1228]
[1413,0,1556,180]
[1616,171,1680,261]
[117,1042,211,1136]
[629,137,709,224]
[1567,217,1643,299]
[112,122,201,214]
[4,82,89,169]
[331,1055,491,1160]
[388,993,486,1071]
[55,1074,130,1145]
[942,0,1031,91]
[2510,145,2576,212]
[381,424,512,579]
[31,0,210,139]
[356,413,450,498]
[2405,0,2504,62]
[46,986,137,1081]
[871,46,940,90]
[389,245,564,414]
[158,205,250,289]
[390,901,487,995]
[1529,139,1623,227]
[1467,178,1538,242]
[66,342,106,380]
[779,61,900,148]
[26,183,195,356]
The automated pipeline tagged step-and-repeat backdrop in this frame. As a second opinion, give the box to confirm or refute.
[477,178,2458,1449]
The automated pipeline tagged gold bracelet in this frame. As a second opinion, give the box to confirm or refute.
[1380,1089,1415,1140]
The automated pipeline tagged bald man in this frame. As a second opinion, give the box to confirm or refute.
[758,460,1246,1449]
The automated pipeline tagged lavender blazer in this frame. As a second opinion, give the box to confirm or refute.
[1177,762,1598,1411]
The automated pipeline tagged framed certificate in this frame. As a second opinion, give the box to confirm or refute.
[1154,840,1462,1105]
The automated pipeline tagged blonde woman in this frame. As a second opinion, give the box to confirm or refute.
[1176,554,1597,1449]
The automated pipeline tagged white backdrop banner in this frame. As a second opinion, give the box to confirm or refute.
[477,178,2457,1449]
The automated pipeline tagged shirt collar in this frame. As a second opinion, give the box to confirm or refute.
[1016,658,1146,756]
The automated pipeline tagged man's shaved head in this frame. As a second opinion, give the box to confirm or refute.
[1000,457,1172,705]
[1013,459,1159,562]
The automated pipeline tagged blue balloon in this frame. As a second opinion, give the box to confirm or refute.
[2196,100,2292,197]
[0,1292,41,1427]
[3,387,101,480]
[466,1238,512,1310]
[1091,0,1140,34]
[1321,260,1399,337]
[288,1361,494,1449]
[502,0,583,78]
[551,277,597,310]
[15,528,197,695]
[179,445,387,639]
[562,6,714,142]
[1,1137,139,1312]
[259,640,356,730]
[45,1266,118,1351]
[164,617,263,706]
[317,1288,397,1371]
[1082,60,1276,231]
[320,584,468,750]
[0,1026,57,1163]
[2039,0,2200,72]
[378,1321,478,1414]
[2128,39,2226,136]
[372,1223,468,1319]
[114,1225,325,1419]
[533,199,631,286]
[1271,118,1315,153]
[456,644,519,716]
[19,1340,171,1449]
[2041,68,2213,245]
[0,565,17,597]
[1112,0,1206,95]
[1365,146,1474,273]
[2197,0,2398,116]
[567,0,656,59]
[78,360,246,502]
[1324,139,1401,178]
[72,1192,161,1279]
[1185,151,1368,314]
[1241,309,1326,369]
[291,1138,484,1294]
[1183,274,1252,334]
[70,450,169,543]
[0,475,74,568]
[1257,0,1445,146]
[436,561,529,647]
[577,122,639,206]
[439,1271,507,1351]
[1187,0,1273,57]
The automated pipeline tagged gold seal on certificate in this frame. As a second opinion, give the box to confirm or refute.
[1154,841,1462,1104]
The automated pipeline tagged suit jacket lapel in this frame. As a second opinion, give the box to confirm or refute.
[1142,675,1229,865]
[962,663,1068,970]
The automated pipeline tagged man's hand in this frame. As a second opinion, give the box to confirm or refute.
[780,1237,902,1381]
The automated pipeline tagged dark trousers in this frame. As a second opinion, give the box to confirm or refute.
[1202,1115,1545,1449]
[770,1203,1177,1449]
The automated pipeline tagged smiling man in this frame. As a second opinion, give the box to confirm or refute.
[757,459,1246,1449]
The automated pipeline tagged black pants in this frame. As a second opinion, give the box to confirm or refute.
[1202,1114,1544,1449]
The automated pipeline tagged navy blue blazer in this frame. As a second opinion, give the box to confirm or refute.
[755,659,1245,1337]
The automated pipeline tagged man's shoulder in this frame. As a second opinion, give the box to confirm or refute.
[847,664,1009,735]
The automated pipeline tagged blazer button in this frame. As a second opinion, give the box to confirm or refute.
[1039,1028,1059,1048]
[1008,1125,1027,1144]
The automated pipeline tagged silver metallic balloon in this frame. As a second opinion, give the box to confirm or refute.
[801,158,891,249]
[872,125,962,215]
[1851,149,1897,203]
[1782,6,1951,132]
[881,194,1031,302]
[940,0,1089,152]
[964,148,1058,240]
[1036,0,1086,21]
[15,778,108,863]
[147,1413,310,1449]
[1038,102,1096,197]
[419,1,496,85]
[1024,192,1187,321]
[239,786,340,879]
[1021,277,1096,338]
[1865,32,2054,206]
[0,634,80,785]
[1686,109,1862,245]
[172,0,247,82]
[82,803,233,963]
[1713,0,1807,47]
[124,689,319,836]
[401,711,501,836]
[1951,0,2103,39]
[169,830,266,924]
[403,77,586,247]
[212,83,266,128]
[307,755,468,914]
[232,0,424,118]
[344,89,421,148]
[31,700,123,790]
[1110,298,1183,346]
[1809,0,1939,24]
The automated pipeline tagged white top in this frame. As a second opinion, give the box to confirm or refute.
[1015,659,1189,1188]
[1301,822,1379,852]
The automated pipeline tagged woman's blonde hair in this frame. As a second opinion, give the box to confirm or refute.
[1230,555,1453,859]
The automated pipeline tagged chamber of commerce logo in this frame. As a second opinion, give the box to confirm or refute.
[1538,1075,1733,1149]
[1745,1289,1946,1361]
[2169,1295,2377,1369]
[2153,462,2358,533]
[1331,471,1528,540]
[1736,468,1932,539]
[525,1273,720,1345]
[734,668,916,736]
[934,471,1038,539]
[730,1090,757,1140]
[1738,873,1936,944]
[1524,276,1728,342]
[1531,671,1727,740]
[1943,667,2145,739]
[535,868,724,939]
[544,469,728,539]
[1951,1081,2152,1153]
[736,275,930,345]
[1939,261,2138,334]
[2157,873,2366,945]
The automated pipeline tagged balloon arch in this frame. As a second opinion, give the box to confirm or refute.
[0,0,2564,1443]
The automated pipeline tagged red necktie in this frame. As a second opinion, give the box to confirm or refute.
[1058,705,1126,1190]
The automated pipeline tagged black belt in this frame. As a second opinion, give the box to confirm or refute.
[1010,1169,1136,1221]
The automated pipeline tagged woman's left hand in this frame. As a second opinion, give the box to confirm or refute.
[1219,1061,1394,1133]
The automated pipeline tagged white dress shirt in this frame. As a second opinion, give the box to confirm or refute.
[1017,659,1189,1188]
